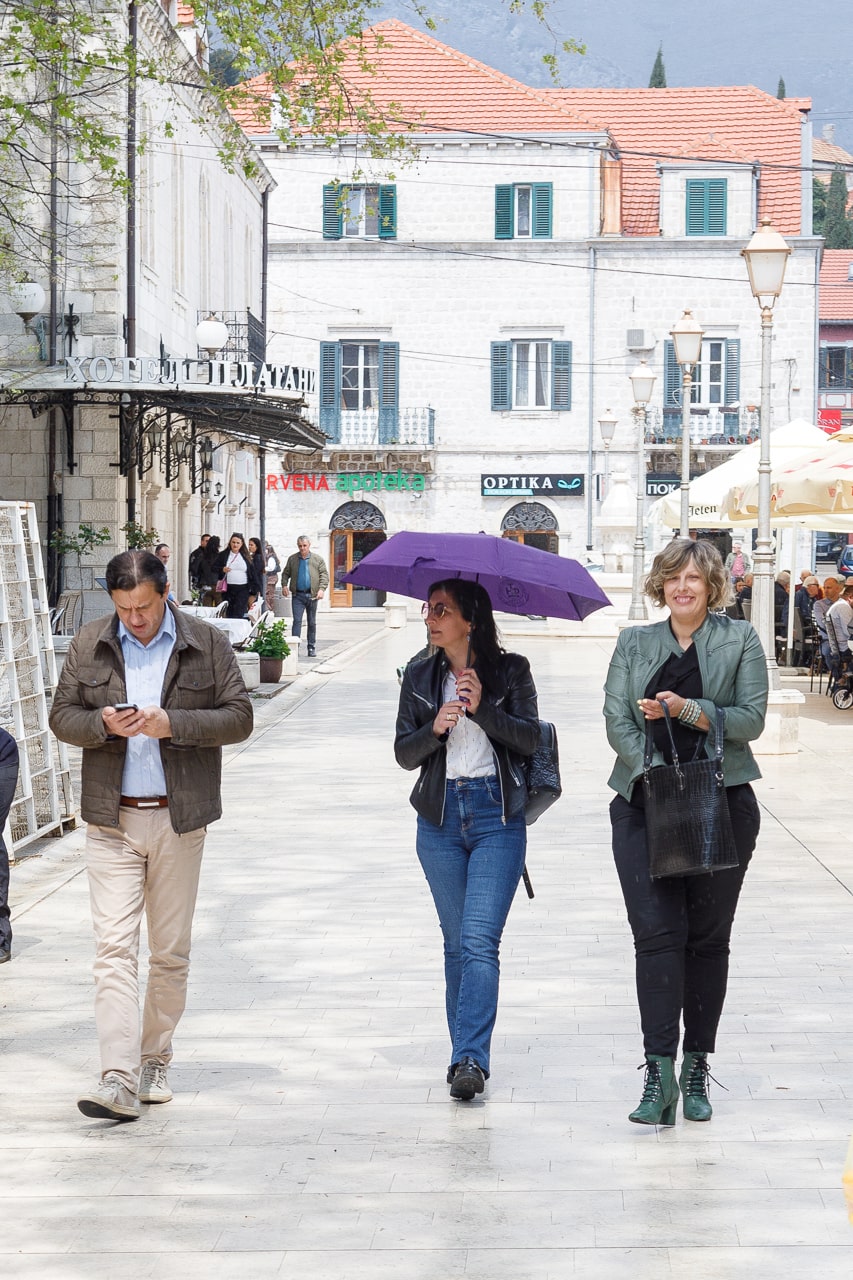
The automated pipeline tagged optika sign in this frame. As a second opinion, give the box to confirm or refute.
[267,470,426,494]
[63,355,315,395]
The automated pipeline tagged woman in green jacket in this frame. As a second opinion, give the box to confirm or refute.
[603,538,768,1126]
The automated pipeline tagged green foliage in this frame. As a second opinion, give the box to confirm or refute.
[48,523,111,559]
[823,168,853,249]
[777,76,786,99]
[246,617,290,658]
[120,520,159,550]
[649,44,666,88]
[813,177,827,235]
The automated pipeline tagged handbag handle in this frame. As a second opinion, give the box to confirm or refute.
[643,701,726,780]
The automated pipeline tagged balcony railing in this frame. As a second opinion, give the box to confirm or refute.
[644,407,759,447]
[321,406,435,448]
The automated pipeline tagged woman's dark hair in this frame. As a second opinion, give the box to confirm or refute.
[248,537,262,557]
[201,534,220,564]
[227,531,251,565]
[105,550,167,596]
[428,579,505,689]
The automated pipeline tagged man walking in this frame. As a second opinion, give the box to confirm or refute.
[188,533,209,592]
[281,535,328,657]
[49,550,252,1121]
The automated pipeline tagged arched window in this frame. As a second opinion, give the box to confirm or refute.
[501,502,559,554]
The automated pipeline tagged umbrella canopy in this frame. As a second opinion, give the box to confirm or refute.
[342,531,611,621]
[648,419,830,530]
[724,432,853,519]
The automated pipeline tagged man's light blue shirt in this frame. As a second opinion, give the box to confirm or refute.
[118,604,176,796]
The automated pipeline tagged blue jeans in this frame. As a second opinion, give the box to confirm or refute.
[291,591,317,651]
[416,777,526,1075]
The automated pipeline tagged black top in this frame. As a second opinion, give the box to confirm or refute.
[643,639,704,765]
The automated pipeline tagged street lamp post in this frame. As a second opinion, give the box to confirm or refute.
[669,309,704,537]
[628,361,657,621]
[597,408,617,501]
[741,218,791,690]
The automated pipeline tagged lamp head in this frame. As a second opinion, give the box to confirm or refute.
[597,409,618,444]
[8,281,46,327]
[741,218,791,306]
[195,313,229,357]
[669,308,704,368]
[629,360,656,407]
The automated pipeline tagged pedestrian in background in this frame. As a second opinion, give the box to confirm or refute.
[281,536,328,657]
[188,534,209,593]
[603,538,767,1126]
[394,579,539,1101]
[49,550,252,1121]
[247,538,266,611]
[264,542,281,612]
[216,532,260,619]
[724,541,750,585]
[0,729,20,964]
[195,534,221,606]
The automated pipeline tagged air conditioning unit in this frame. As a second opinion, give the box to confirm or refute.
[626,328,654,351]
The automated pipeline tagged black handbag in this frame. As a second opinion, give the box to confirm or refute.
[642,705,738,880]
[524,720,562,826]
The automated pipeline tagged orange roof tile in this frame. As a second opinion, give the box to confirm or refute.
[232,19,601,138]
[814,137,853,167]
[545,86,807,235]
[176,3,195,25]
[820,249,853,322]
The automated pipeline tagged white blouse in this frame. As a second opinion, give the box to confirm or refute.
[225,552,248,585]
[443,671,495,780]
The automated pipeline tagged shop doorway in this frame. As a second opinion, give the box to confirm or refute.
[501,502,559,554]
[329,501,387,607]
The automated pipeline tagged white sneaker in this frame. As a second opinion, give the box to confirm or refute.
[138,1059,172,1104]
[77,1073,140,1121]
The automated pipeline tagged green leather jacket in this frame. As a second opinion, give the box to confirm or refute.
[603,612,769,800]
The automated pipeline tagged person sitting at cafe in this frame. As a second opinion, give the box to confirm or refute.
[827,582,853,662]
[794,575,822,626]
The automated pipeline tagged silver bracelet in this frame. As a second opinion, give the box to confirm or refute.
[677,698,701,727]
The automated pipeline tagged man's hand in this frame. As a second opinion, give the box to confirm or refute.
[281,585,290,597]
[140,706,172,739]
[317,590,325,600]
[102,706,145,737]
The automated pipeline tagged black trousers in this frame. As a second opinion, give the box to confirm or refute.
[610,783,760,1057]
[0,730,20,951]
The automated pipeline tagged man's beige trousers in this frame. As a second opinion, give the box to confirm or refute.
[85,807,206,1091]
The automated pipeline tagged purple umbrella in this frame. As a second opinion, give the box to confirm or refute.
[342,531,610,620]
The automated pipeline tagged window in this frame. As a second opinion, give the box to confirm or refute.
[819,345,853,390]
[323,184,396,240]
[495,184,553,239]
[319,341,399,442]
[664,338,740,408]
[491,340,571,410]
[685,179,727,236]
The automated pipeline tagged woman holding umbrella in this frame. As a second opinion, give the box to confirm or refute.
[603,538,767,1126]
[395,579,540,1101]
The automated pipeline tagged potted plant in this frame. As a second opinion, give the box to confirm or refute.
[246,617,290,683]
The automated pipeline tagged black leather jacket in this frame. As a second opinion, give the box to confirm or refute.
[395,650,539,826]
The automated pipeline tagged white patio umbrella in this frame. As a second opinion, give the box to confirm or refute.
[648,418,832,530]
[722,431,853,519]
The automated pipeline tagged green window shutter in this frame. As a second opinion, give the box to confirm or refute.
[686,179,728,235]
[707,180,727,234]
[322,185,342,240]
[664,340,681,406]
[551,341,572,410]
[378,184,397,239]
[495,186,514,239]
[724,338,740,404]
[319,342,341,440]
[378,342,399,443]
[531,183,553,238]
[685,181,706,235]
[491,342,512,409]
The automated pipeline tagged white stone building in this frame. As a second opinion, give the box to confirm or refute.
[239,20,821,610]
[0,0,321,617]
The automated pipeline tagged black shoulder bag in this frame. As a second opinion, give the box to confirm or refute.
[524,720,562,826]
[642,704,738,880]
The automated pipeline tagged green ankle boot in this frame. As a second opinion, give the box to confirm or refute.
[629,1054,679,1126]
[680,1051,713,1122]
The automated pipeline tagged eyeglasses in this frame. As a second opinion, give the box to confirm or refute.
[422,602,455,620]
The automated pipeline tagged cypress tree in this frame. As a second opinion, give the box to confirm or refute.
[824,168,853,249]
[813,177,827,236]
[777,76,786,99]
[649,45,666,89]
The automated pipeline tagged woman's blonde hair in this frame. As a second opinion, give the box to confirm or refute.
[644,537,732,611]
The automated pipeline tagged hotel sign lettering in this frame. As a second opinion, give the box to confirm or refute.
[63,355,315,395]
[267,470,426,494]
[481,473,584,497]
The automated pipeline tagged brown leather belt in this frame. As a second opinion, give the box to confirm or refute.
[120,796,169,809]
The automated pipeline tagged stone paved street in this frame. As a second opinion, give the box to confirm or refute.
[2,620,853,1278]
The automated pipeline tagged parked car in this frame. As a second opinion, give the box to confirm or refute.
[817,533,845,561]
[837,546,853,578]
